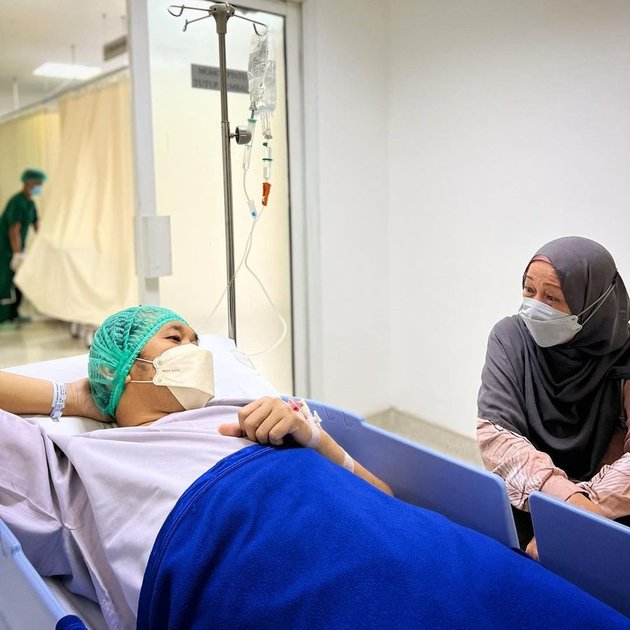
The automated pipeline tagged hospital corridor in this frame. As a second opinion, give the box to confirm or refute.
[1,0,630,628]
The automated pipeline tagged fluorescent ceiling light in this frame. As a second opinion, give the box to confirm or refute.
[33,63,102,80]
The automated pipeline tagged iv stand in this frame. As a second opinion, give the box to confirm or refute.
[169,2,259,343]
[214,4,238,343]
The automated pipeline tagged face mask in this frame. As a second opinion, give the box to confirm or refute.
[518,282,615,348]
[30,185,42,197]
[131,344,215,410]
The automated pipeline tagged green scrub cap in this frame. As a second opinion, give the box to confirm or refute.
[88,305,188,417]
[21,168,47,183]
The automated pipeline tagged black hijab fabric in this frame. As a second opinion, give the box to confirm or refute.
[478,237,630,480]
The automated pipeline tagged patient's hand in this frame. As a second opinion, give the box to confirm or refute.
[219,397,313,446]
[66,379,111,422]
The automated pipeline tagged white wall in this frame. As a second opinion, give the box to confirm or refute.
[254,0,630,429]
[388,0,630,436]
[301,0,391,415]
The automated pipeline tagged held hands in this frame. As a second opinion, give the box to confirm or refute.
[218,396,315,447]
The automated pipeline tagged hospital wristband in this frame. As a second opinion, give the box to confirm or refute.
[50,382,67,422]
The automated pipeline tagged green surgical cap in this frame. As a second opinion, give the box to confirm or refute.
[88,305,188,417]
[21,168,47,183]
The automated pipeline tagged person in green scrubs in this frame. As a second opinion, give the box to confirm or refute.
[0,168,46,328]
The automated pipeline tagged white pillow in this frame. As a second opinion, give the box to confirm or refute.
[6,334,279,435]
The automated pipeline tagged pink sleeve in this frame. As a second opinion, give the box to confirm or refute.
[477,418,582,511]
[576,414,630,520]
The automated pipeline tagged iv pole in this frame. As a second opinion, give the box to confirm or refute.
[214,4,238,343]
[169,2,261,343]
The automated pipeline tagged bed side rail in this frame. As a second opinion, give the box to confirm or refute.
[529,491,630,618]
[0,518,70,629]
[306,399,518,548]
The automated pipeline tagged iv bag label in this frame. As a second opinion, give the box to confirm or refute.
[191,65,249,94]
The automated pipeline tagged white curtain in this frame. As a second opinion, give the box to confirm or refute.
[16,73,137,326]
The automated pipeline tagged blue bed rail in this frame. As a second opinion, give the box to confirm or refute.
[307,399,519,548]
[530,491,630,618]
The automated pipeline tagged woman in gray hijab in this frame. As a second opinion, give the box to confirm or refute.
[477,236,630,554]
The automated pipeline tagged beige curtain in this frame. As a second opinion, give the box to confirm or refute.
[0,107,60,221]
[16,73,137,326]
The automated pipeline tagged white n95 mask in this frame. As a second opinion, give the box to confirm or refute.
[518,282,615,348]
[132,344,215,410]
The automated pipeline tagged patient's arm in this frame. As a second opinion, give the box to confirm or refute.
[0,371,109,421]
[219,397,393,496]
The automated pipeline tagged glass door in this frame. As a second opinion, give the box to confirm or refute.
[146,1,295,393]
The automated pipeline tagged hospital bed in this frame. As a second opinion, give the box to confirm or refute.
[0,405,519,628]
[1,337,522,628]
[1,344,627,627]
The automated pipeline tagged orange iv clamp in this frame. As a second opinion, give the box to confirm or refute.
[262,181,271,206]
[261,138,272,207]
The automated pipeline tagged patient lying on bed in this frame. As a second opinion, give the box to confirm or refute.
[1,306,629,630]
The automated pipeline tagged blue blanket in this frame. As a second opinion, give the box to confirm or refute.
[137,445,629,629]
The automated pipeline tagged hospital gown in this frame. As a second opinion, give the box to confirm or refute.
[0,405,252,630]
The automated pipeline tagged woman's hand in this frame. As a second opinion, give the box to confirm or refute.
[525,537,539,560]
[527,493,605,561]
[218,397,314,446]
[566,492,606,517]
[66,379,111,422]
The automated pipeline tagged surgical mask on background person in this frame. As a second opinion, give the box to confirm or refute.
[518,282,616,348]
[131,344,215,409]
[30,185,42,196]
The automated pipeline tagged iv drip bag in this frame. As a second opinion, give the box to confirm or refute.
[248,30,276,114]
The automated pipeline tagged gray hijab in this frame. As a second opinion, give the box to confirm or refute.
[478,236,630,480]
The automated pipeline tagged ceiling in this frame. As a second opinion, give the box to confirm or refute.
[0,0,128,116]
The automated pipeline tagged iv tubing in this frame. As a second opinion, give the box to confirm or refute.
[205,171,288,357]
